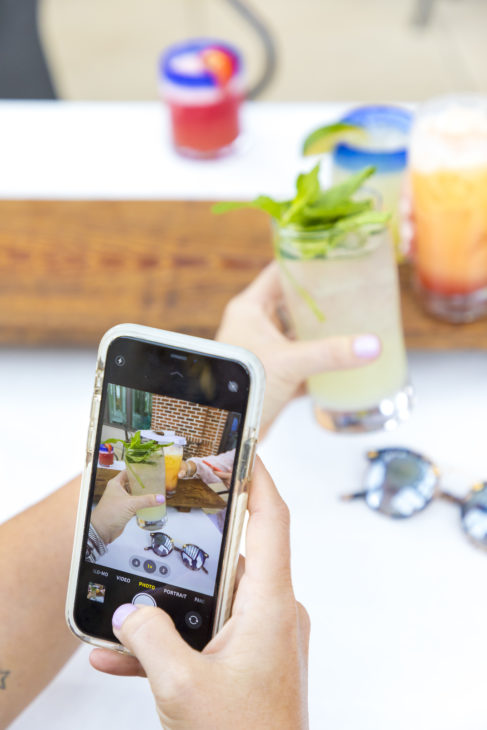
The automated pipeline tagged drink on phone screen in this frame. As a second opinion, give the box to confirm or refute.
[126,450,166,529]
[163,432,186,496]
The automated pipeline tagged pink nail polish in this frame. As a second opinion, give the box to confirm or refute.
[353,335,381,359]
[156,494,165,504]
[112,603,138,629]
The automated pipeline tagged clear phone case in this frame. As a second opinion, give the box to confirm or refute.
[66,323,265,653]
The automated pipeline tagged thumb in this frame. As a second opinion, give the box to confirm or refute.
[112,605,196,694]
[282,333,381,380]
[128,492,165,514]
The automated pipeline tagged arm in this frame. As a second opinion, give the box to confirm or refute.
[180,450,235,486]
[0,476,80,728]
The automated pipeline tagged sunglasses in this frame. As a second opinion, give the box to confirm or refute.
[145,532,209,573]
[342,448,487,548]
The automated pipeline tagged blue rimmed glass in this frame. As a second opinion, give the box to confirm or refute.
[332,105,413,253]
[159,38,244,158]
[342,447,487,548]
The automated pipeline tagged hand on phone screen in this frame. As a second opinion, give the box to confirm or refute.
[90,458,310,730]
[202,459,232,488]
[91,471,165,545]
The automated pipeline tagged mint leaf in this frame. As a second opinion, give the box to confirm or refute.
[281,164,321,225]
[212,196,289,221]
[333,210,390,233]
[302,198,372,223]
[310,166,375,211]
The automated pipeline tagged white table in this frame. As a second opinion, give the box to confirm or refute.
[2,102,486,730]
[4,348,487,730]
[0,100,352,200]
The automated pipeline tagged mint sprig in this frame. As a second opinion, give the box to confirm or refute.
[214,164,391,322]
[105,430,172,491]
[213,164,390,236]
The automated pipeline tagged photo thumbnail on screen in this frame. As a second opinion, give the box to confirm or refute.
[84,385,242,599]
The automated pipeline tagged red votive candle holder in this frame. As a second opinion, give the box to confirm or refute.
[160,38,244,159]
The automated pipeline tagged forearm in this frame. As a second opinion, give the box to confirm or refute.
[0,476,80,727]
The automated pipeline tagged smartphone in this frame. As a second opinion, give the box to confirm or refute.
[66,324,264,652]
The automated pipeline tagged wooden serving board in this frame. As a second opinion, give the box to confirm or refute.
[94,467,225,512]
[1,199,486,349]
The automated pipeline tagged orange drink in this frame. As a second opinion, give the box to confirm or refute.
[165,451,183,494]
[162,431,186,496]
[410,96,487,321]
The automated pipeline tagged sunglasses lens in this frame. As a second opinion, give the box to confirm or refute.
[181,545,207,571]
[151,533,172,557]
[462,484,487,546]
[364,449,437,518]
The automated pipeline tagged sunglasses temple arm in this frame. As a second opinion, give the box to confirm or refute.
[340,490,368,502]
[437,490,464,506]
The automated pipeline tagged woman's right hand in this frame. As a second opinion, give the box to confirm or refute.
[90,458,310,730]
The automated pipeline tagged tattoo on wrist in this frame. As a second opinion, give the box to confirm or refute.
[0,670,10,690]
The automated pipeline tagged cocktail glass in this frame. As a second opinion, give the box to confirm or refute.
[332,105,413,255]
[125,450,166,530]
[160,39,244,159]
[275,222,412,432]
[409,95,487,322]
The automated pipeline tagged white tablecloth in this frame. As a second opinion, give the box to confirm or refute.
[4,348,487,730]
[0,100,355,201]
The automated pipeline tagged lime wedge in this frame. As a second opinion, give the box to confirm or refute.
[302,122,368,156]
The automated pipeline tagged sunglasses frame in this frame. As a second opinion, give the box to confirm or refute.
[341,447,487,548]
[145,532,209,574]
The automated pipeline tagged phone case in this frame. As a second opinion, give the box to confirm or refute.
[65,323,265,653]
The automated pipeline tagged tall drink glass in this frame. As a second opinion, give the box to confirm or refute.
[332,106,413,255]
[409,95,487,322]
[125,450,166,530]
[275,223,412,432]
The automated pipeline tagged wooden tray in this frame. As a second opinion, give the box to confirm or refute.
[94,467,225,512]
[1,199,486,349]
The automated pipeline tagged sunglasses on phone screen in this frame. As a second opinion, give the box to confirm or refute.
[145,532,209,573]
[342,448,487,548]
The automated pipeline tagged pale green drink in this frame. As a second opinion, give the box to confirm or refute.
[276,224,412,432]
[126,450,166,529]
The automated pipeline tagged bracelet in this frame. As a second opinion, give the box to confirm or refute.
[86,523,108,563]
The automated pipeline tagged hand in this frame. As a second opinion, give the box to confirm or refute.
[216,262,381,432]
[91,470,165,545]
[90,458,310,730]
[210,467,232,488]
[178,460,196,479]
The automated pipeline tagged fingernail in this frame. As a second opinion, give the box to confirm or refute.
[156,494,165,504]
[353,335,381,359]
[112,603,138,629]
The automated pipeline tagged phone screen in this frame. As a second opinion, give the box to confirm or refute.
[73,336,250,651]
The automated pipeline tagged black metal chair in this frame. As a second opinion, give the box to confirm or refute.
[0,0,56,98]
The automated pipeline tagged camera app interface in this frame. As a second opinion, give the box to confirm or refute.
[75,339,249,650]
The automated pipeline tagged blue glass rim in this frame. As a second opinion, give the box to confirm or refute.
[160,38,242,88]
[333,105,413,174]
